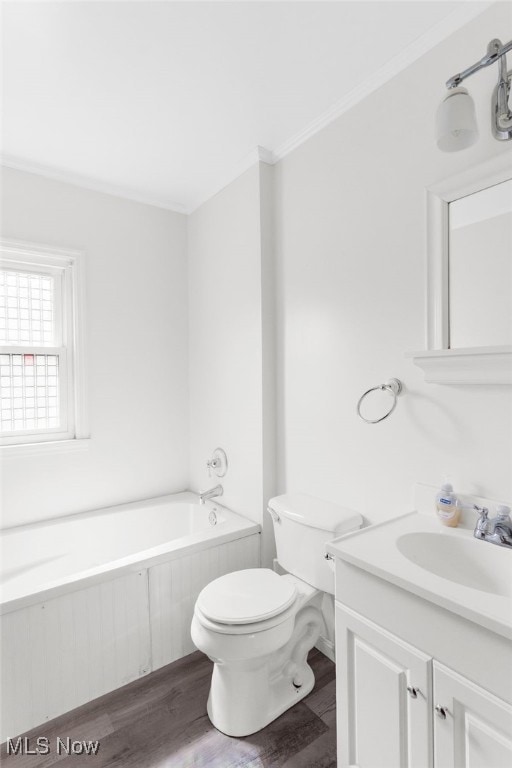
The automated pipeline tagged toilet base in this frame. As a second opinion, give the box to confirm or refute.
[205,601,324,737]
[207,659,315,737]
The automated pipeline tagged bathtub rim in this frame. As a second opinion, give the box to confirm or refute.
[2,490,204,533]
[0,492,261,616]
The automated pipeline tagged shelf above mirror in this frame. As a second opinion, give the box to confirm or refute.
[408,346,512,384]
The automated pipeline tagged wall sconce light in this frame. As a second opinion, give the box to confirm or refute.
[436,38,512,152]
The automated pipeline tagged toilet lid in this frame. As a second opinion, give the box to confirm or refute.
[196,568,297,625]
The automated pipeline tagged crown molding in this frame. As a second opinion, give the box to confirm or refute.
[0,154,189,215]
[0,148,274,216]
[1,1,491,214]
[187,145,273,213]
[272,1,492,162]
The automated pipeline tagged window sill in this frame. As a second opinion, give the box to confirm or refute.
[1,438,91,458]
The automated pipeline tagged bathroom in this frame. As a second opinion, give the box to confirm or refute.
[1,1,511,766]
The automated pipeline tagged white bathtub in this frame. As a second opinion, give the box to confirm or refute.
[0,492,261,739]
[0,491,259,613]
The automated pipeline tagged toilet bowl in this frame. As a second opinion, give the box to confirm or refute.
[191,493,362,737]
[191,569,324,736]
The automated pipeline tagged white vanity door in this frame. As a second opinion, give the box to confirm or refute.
[433,662,512,768]
[336,604,433,768]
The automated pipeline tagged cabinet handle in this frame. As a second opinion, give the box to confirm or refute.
[407,686,419,698]
[435,705,447,719]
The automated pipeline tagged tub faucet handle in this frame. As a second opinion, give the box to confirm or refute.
[206,457,221,476]
[205,448,228,478]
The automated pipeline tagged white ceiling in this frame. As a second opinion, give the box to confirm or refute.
[2,1,488,213]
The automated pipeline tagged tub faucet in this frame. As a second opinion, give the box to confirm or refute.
[473,505,512,548]
[199,484,223,505]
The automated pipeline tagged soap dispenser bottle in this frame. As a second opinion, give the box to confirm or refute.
[435,483,461,528]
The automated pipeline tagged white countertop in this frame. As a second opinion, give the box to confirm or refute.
[327,511,512,640]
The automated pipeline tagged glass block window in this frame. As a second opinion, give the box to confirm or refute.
[0,242,82,445]
[0,270,55,346]
[0,353,60,432]
[1,242,85,447]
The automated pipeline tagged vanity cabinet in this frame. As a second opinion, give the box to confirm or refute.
[433,663,512,768]
[336,603,512,768]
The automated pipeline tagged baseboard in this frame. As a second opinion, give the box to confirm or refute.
[315,635,335,663]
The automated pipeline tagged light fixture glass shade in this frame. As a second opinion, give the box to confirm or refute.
[436,86,479,152]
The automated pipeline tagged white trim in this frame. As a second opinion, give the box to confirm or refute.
[272,2,491,162]
[0,438,91,459]
[315,635,335,663]
[0,239,89,441]
[0,154,188,215]
[2,426,74,445]
[0,239,82,268]
[69,243,88,439]
[0,345,62,355]
[427,153,512,206]
[450,179,512,230]
[407,346,512,385]
[426,189,449,351]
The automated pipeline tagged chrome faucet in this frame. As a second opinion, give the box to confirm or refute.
[199,484,223,505]
[473,504,512,548]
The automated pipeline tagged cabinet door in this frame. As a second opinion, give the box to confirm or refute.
[433,662,512,768]
[336,603,432,768]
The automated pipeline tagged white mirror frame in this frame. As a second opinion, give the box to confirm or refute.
[409,152,512,384]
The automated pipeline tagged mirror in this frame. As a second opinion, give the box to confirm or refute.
[449,179,512,348]
[410,154,512,384]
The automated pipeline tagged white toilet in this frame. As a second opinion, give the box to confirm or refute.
[191,493,362,737]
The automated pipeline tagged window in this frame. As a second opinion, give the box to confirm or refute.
[0,240,87,447]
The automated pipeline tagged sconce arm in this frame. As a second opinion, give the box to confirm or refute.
[445,39,512,89]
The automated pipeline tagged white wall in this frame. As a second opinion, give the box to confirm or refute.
[1,167,189,527]
[2,3,510,539]
[187,163,276,564]
[274,3,512,525]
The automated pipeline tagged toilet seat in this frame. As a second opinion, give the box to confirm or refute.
[194,602,298,635]
[195,568,298,633]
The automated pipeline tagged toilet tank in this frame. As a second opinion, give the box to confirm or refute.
[268,493,362,595]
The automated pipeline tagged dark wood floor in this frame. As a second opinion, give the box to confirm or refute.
[1,648,336,767]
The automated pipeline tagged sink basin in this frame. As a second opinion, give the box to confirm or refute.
[396,532,511,598]
[327,510,512,639]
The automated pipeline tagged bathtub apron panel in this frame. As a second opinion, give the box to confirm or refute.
[149,534,261,667]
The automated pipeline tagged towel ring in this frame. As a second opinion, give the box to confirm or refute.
[357,378,403,424]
